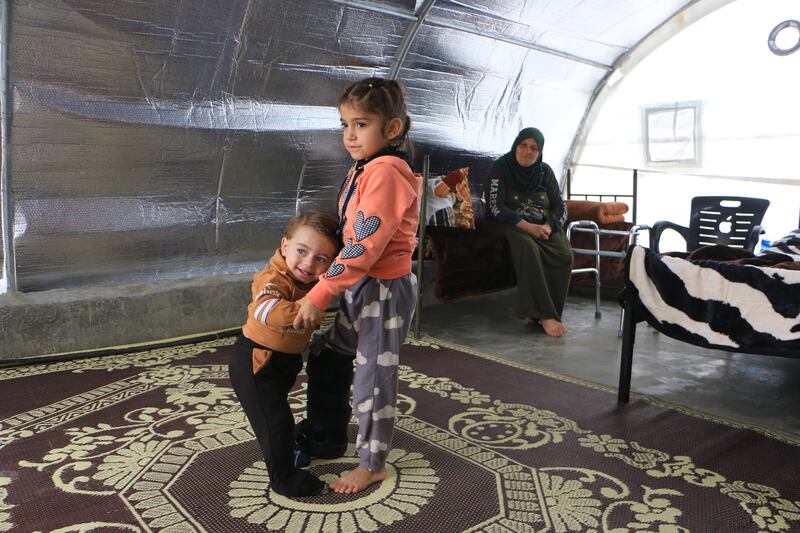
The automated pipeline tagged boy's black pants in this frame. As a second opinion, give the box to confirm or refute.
[228,335,322,496]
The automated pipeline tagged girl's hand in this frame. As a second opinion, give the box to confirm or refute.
[293,298,326,330]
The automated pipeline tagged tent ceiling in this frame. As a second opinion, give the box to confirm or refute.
[4,0,694,291]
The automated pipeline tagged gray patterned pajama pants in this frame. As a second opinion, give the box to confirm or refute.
[312,273,417,471]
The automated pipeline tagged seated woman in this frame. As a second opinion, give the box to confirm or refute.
[482,127,573,336]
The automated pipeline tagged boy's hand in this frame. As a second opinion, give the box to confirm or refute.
[293,297,326,330]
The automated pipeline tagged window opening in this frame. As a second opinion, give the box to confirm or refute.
[642,101,702,166]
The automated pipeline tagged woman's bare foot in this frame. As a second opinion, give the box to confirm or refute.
[541,318,567,337]
[329,466,387,494]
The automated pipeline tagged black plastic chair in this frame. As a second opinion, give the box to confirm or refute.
[649,196,769,253]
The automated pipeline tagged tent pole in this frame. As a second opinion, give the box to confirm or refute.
[0,0,15,293]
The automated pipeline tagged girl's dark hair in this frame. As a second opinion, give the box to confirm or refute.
[339,77,412,150]
[285,211,340,251]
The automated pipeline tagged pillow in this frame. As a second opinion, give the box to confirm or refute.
[759,229,800,261]
[445,167,475,229]
[426,168,475,229]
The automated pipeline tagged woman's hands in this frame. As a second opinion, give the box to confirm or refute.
[517,220,552,240]
[293,297,326,330]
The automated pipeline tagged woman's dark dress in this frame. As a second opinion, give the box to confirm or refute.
[483,154,573,321]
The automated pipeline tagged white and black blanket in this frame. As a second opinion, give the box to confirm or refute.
[624,245,800,357]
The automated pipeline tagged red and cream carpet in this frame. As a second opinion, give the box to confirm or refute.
[1,335,799,532]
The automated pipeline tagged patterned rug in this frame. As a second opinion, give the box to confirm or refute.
[1,335,799,532]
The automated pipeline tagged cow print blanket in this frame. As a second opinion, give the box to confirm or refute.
[624,244,800,357]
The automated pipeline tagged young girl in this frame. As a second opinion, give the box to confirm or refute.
[293,77,420,494]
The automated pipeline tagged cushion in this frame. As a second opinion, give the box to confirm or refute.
[428,167,475,230]
[566,200,628,225]
[447,167,475,229]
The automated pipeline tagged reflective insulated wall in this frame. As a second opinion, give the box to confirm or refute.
[11,0,410,290]
[8,0,690,291]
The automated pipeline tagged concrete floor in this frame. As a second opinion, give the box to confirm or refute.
[413,284,800,438]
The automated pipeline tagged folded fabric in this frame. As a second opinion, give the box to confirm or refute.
[666,244,800,270]
[760,229,800,261]
[428,206,456,227]
[425,177,455,225]
[566,200,628,225]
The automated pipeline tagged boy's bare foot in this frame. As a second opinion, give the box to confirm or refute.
[329,466,387,494]
[541,318,567,337]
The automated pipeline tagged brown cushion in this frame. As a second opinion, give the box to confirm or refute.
[566,200,628,225]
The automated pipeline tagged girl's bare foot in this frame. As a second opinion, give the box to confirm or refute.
[329,466,387,494]
[541,318,567,337]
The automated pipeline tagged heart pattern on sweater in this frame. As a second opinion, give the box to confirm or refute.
[354,211,381,242]
[325,261,345,278]
[340,238,365,260]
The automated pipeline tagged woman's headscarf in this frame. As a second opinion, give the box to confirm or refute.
[498,127,545,192]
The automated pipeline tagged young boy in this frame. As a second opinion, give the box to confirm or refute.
[228,211,339,498]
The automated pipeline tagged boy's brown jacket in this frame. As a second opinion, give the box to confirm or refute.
[241,249,316,374]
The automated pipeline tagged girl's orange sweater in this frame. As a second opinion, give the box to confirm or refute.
[306,155,421,310]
